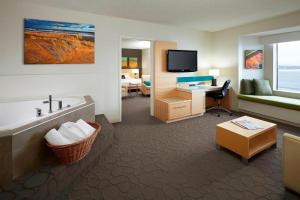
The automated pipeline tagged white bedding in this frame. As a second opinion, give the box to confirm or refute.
[121,78,141,86]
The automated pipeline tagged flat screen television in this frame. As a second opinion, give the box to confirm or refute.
[167,50,197,72]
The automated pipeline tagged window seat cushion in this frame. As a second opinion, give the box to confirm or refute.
[238,94,300,111]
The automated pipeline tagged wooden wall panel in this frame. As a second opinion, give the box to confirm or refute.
[153,41,177,98]
[153,41,177,117]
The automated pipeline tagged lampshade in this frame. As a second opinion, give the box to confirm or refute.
[209,69,220,77]
[132,69,139,74]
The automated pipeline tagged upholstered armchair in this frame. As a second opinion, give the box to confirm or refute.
[283,133,300,194]
[122,85,128,98]
[141,75,151,96]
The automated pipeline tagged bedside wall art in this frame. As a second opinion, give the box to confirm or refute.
[122,57,128,68]
[128,57,138,68]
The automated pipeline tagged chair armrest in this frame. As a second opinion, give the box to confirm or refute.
[284,133,300,142]
[283,133,300,193]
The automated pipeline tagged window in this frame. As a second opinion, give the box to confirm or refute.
[276,41,300,93]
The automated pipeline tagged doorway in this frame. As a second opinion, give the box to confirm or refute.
[120,38,153,121]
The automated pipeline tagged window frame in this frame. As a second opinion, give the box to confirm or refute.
[274,42,300,94]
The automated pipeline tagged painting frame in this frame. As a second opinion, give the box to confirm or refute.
[24,18,95,64]
[244,50,263,69]
[128,57,138,68]
[122,57,128,69]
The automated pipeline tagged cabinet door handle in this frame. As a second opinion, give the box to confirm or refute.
[174,105,186,109]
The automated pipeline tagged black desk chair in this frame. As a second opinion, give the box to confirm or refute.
[206,80,232,117]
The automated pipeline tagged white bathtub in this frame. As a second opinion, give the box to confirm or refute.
[0,96,86,131]
[0,96,94,186]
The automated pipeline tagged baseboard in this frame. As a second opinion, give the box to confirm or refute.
[166,113,204,123]
[239,108,300,128]
[238,99,300,128]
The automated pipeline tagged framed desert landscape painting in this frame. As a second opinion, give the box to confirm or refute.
[128,57,138,68]
[122,57,128,68]
[244,50,263,69]
[24,18,95,64]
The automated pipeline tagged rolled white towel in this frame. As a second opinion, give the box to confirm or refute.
[76,119,96,137]
[59,122,87,142]
[45,128,74,146]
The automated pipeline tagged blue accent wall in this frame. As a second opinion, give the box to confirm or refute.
[177,76,213,83]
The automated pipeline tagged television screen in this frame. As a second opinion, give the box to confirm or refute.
[167,50,197,72]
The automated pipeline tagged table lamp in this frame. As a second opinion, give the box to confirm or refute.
[209,69,219,86]
[132,69,139,78]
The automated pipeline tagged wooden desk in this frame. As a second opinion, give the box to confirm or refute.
[176,86,232,110]
[155,86,232,123]
[175,90,206,115]
[155,97,192,123]
[176,85,222,93]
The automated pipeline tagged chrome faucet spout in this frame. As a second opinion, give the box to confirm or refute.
[43,95,62,113]
[43,95,53,113]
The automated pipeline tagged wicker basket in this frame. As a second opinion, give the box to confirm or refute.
[46,122,101,164]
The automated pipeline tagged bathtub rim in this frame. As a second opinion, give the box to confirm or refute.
[0,96,94,137]
[0,95,84,104]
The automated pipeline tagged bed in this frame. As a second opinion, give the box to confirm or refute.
[121,74,141,96]
[121,78,141,87]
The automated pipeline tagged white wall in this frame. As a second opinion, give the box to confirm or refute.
[238,37,264,84]
[212,11,300,109]
[0,1,211,122]
[142,49,150,75]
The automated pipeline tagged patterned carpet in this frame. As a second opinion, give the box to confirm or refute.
[57,95,300,200]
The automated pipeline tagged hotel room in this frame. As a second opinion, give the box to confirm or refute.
[0,0,300,199]
[121,39,151,98]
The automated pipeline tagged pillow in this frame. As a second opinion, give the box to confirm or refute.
[144,80,151,87]
[240,79,254,95]
[253,79,273,96]
[122,73,130,79]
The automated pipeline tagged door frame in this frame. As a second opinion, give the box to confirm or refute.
[118,36,154,122]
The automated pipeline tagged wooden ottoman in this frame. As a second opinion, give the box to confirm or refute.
[216,116,277,162]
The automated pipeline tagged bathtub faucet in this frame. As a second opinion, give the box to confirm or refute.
[43,95,53,113]
[43,95,63,113]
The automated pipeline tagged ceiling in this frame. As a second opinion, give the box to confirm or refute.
[24,0,300,32]
[122,39,151,49]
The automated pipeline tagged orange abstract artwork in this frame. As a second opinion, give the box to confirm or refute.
[244,50,263,69]
[24,19,95,64]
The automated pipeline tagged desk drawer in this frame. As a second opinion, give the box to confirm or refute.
[169,102,191,119]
